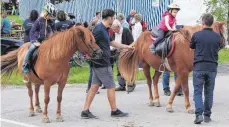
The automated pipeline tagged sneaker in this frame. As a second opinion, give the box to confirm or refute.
[81,110,98,119]
[127,85,136,93]
[204,116,211,123]
[111,109,129,117]
[163,88,171,96]
[176,89,183,96]
[115,86,126,91]
[101,86,106,89]
[194,115,203,124]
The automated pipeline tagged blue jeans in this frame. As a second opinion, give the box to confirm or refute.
[193,71,217,117]
[162,72,177,89]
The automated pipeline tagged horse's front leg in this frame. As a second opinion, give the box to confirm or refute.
[42,82,51,123]
[24,76,35,117]
[56,79,67,122]
[152,71,162,107]
[34,84,42,113]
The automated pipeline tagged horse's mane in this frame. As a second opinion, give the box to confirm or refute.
[38,26,84,62]
[174,21,226,44]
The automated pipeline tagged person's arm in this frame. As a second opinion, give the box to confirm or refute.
[29,19,40,43]
[92,28,102,44]
[165,15,175,31]
[126,29,134,45]
[190,33,197,49]
[110,40,134,49]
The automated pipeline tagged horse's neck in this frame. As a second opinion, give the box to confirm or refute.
[39,39,77,62]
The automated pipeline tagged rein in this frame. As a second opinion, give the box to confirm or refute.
[178,30,191,43]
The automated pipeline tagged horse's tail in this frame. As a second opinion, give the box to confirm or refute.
[1,48,19,80]
[118,41,139,84]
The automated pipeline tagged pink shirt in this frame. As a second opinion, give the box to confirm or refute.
[158,11,176,31]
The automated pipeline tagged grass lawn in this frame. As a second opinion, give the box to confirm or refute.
[1,49,229,85]
[8,15,23,24]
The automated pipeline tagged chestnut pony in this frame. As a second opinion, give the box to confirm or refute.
[1,26,102,123]
[119,22,226,113]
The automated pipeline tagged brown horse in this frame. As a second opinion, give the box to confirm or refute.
[119,21,226,113]
[1,26,102,123]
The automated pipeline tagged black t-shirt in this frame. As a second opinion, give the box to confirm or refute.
[91,23,114,68]
[190,28,221,72]
[55,20,74,32]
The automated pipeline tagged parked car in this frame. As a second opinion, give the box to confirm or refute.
[1,37,23,55]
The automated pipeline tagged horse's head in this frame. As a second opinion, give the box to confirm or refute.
[212,21,227,49]
[74,26,103,58]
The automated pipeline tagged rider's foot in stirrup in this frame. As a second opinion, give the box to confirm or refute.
[22,62,30,74]
[150,44,156,54]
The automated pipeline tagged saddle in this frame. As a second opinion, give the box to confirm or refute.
[29,47,40,79]
[151,27,175,58]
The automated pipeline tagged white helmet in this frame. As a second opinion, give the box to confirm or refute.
[168,3,180,11]
[43,2,58,17]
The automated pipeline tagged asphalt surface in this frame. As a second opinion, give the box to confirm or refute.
[1,64,229,127]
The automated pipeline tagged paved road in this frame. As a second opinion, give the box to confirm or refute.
[1,70,229,127]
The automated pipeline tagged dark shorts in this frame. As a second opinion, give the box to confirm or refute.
[91,66,115,89]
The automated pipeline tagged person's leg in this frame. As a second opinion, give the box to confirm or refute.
[150,29,165,53]
[81,67,101,119]
[162,72,171,96]
[86,65,100,94]
[22,43,39,74]
[87,65,93,90]
[193,71,205,124]
[203,71,217,122]
[116,59,126,91]
[99,67,128,117]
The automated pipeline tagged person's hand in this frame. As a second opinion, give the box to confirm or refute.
[34,42,41,46]
[125,45,135,50]
[170,28,177,32]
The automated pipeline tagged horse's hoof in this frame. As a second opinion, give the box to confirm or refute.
[148,103,154,106]
[166,107,174,113]
[36,108,42,113]
[28,112,35,117]
[187,108,195,114]
[42,117,50,123]
[153,102,161,107]
[56,116,64,122]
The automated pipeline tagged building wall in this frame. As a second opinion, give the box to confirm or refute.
[19,0,171,29]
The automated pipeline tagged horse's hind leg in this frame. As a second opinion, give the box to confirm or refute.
[24,76,35,117]
[56,80,67,122]
[142,62,153,106]
[34,84,42,113]
[166,74,182,112]
[152,71,162,107]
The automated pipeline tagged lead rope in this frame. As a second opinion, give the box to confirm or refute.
[45,19,47,38]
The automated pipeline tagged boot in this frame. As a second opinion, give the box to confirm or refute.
[150,44,156,54]
[22,44,38,74]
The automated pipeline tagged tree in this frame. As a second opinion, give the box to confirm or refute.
[204,0,229,44]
